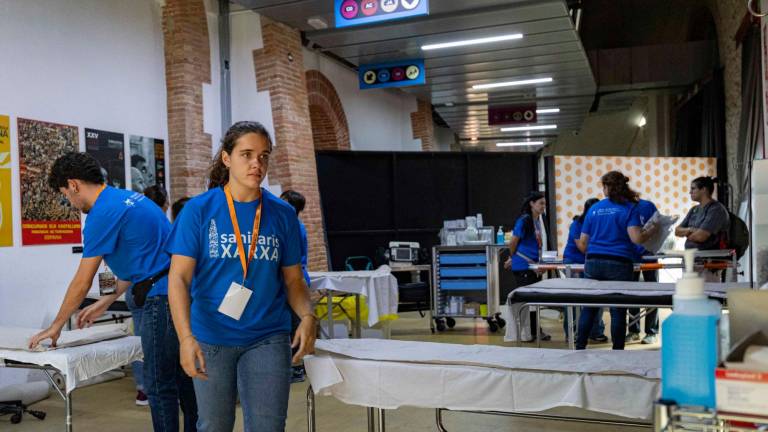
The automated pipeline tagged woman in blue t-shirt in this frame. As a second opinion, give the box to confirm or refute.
[575,171,657,350]
[504,191,549,341]
[562,198,607,342]
[166,121,317,431]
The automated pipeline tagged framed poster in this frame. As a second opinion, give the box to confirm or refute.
[18,118,81,245]
[129,135,165,193]
[0,115,12,247]
[85,128,126,189]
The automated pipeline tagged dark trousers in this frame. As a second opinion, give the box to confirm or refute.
[576,258,634,350]
[628,269,659,335]
[512,270,541,337]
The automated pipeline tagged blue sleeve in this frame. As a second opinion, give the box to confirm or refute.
[300,222,308,267]
[627,204,642,228]
[568,220,580,241]
[281,213,302,267]
[82,213,122,258]
[581,212,593,237]
[165,201,201,259]
[512,216,526,238]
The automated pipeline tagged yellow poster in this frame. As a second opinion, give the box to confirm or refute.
[0,115,12,246]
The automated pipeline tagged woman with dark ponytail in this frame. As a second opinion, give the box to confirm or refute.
[575,171,658,350]
[504,191,550,341]
[166,121,316,431]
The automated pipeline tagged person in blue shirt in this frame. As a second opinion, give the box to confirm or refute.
[575,171,658,350]
[29,152,198,431]
[627,198,660,345]
[504,191,550,341]
[166,121,316,432]
[562,198,607,343]
[279,189,311,383]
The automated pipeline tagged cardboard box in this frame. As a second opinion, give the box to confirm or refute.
[715,331,768,417]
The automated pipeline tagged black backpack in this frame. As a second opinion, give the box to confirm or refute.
[723,212,750,259]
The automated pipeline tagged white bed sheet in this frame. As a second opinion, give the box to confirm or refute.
[0,336,142,393]
[0,324,130,352]
[305,339,660,420]
[309,266,399,326]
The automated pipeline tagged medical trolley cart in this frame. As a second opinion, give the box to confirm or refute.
[432,245,507,332]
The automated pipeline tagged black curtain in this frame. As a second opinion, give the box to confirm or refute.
[673,68,729,207]
[737,24,764,196]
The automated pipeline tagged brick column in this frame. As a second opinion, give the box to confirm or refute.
[411,99,435,151]
[253,17,329,271]
[163,0,212,200]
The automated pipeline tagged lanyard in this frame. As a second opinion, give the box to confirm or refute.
[224,184,263,284]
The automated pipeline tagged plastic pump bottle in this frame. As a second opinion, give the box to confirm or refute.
[661,249,721,409]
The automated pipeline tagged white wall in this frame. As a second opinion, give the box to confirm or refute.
[434,125,456,151]
[0,0,169,384]
[303,47,421,151]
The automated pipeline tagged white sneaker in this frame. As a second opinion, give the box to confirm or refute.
[641,335,657,345]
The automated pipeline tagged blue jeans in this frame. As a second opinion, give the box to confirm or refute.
[561,262,605,340]
[125,288,144,392]
[576,258,634,350]
[628,268,659,335]
[141,296,198,431]
[194,333,291,432]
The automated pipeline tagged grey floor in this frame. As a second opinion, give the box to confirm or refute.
[3,310,659,431]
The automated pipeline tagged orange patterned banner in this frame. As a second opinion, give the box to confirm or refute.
[552,156,717,254]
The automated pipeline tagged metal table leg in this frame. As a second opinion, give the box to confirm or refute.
[327,291,334,339]
[355,293,361,339]
[566,306,575,350]
[536,306,541,348]
[307,386,316,432]
[377,408,386,432]
[367,407,375,432]
[436,408,448,432]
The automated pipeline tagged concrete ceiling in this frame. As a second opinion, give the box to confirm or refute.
[235,0,596,151]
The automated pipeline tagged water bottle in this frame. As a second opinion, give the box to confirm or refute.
[496,227,504,244]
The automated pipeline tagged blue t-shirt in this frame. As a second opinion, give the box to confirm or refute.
[510,214,541,271]
[299,221,310,286]
[634,199,659,260]
[165,187,302,346]
[581,199,642,260]
[562,219,586,264]
[83,186,171,297]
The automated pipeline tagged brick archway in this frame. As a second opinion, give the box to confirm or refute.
[305,70,351,150]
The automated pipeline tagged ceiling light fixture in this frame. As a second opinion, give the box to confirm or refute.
[473,77,552,90]
[536,108,560,114]
[501,124,557,132]
[422,33,523,51]
[496,141,544,147]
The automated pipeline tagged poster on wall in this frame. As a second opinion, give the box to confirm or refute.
[551,156,717,254]
[18,118,81,245]
[128,135,165,193]
[0,115,13,247]
[85,128,126,189]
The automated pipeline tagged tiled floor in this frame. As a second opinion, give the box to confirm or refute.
[3,310,659,431]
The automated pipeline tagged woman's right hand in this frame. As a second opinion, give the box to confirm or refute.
[180,335,207,380]
[503,257,512,270]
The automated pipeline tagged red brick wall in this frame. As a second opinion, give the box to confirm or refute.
[162,0,212,201]
[253,17,329,271]
[306,70,351,151]
[411,98,435,151]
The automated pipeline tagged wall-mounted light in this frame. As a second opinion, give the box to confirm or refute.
[536,108,560,114]
[637,115,647,128]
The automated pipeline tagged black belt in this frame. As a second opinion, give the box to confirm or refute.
[131,267,169,308]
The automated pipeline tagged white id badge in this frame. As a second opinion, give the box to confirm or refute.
[217,282,253,320]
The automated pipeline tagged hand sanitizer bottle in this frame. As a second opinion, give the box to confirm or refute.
[661,249,721,409]
[496,227,504,245]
